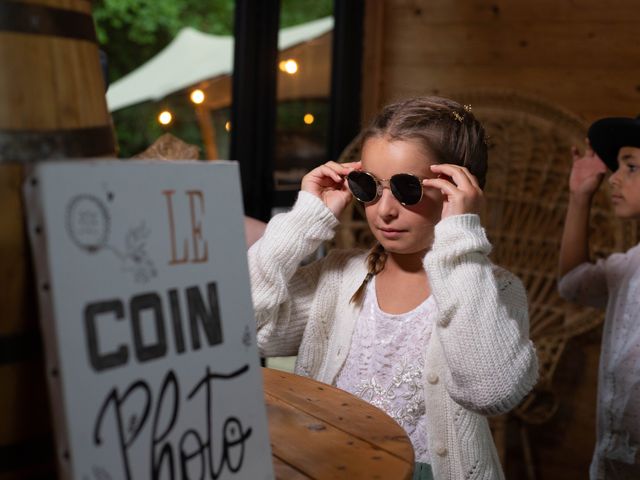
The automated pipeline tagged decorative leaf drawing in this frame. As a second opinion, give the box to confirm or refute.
[121,221,157,283]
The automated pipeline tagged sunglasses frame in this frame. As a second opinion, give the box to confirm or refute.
[347,170,425,206]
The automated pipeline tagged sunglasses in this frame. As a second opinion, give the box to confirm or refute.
[347,170,424,206]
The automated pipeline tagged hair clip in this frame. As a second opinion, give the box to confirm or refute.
[451,111,464,123]
[463,104,472,113]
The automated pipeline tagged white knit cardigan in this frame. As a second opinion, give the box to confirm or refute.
[249,192,538,480]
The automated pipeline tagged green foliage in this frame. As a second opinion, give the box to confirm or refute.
[94,0,234,82]
[280,0,333,28]
[94,0,332,158]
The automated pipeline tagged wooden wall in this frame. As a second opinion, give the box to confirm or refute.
[362,0,640,125]
[360,1,639,478]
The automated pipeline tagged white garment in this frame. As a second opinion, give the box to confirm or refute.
[558,243,640,480]
[249,191,538,480]
[335,278,436,463]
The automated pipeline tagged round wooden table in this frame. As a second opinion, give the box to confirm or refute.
[262,367,414,479]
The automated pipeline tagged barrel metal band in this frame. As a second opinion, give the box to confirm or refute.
[0,1,97,42]
[0,126,116,163]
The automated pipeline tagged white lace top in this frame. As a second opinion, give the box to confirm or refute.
[335,277,436,463]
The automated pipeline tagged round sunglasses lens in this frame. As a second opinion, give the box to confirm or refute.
[390,174,422,205]
[347,171,377,203]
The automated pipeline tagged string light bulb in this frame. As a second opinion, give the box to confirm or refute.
[190,89,205,104]
[303,113,314,125]
[225,121,231,132]
[158,110,173,125]
[278,59,298,74]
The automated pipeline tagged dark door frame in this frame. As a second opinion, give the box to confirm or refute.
[230,0,364,220]
[230,0,280,222]
[328,0,365,163]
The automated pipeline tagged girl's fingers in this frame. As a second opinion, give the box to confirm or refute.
[459,167,481,189]
[423,177,458,196]
[315,164,346,183]
[340,160,361,170]
[321,161,359,181]
[324,160,344,169]
[326,160,358,171]
[303,163,346,191]
[430,164,466,185]
[430,164,475,191]
[322,161,344,174]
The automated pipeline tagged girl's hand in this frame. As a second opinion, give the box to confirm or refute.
[423,164,484,219]
[301,161,360,217]
[569,143,606,199]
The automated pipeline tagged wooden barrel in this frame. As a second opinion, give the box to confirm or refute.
[0,1,116,478]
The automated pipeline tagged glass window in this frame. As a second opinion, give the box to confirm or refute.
[274,1,333,207]
[96,0,234,160]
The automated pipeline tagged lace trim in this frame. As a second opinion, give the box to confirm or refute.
[353,356,425,427]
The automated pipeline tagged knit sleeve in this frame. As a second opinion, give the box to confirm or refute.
[557,259,609,309]
[248,191,339,356]
[425,214,538,416]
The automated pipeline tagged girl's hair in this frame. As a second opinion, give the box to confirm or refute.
[350,96,489,304]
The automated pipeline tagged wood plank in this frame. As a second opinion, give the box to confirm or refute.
[379,65,640,122]
[0,165,31,337]
[0,34,108,129]
[263,368,414,462]
[361,0,385,125]
[387,0,640,23]
[362,1,640,123]
[384,22,640,69]
[265,393,413,480]
[272,456,311,480]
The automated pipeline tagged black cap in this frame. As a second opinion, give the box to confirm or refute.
[588,115,640,171]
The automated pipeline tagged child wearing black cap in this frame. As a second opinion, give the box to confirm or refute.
[558,115,640,480]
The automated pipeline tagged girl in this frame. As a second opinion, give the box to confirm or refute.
[249,96,538,479]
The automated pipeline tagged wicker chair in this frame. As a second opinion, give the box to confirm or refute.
[333,91,640,478]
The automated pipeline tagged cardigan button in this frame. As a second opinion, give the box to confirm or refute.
[427,373,439,384]
[435,443,447,456]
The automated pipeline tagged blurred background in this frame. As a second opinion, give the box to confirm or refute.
[99,0,334,210]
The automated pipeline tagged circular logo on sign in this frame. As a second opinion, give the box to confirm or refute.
[66,195,110,253]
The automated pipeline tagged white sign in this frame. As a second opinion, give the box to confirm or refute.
[23,160,273,480]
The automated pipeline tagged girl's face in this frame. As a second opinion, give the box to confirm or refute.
[608,146,640,220]
[360,137,443,256]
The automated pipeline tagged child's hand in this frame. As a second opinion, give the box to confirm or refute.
[423,164,484,219]
[569,143,606,199]
[301,161,360,217]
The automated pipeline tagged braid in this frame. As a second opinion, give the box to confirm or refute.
[350,243,387,305]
